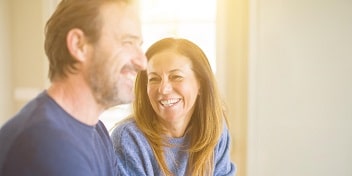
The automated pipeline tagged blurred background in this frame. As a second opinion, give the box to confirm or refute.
[0,0,351,176]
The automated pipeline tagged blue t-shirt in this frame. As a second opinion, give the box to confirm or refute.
[0,91,118,176]
[111,118,236,176]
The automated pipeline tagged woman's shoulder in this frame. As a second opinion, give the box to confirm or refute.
[110,118,147,144]
[114,117,136,128]
[110,117,152,155]
[111,118,139,136]
[220,122,231,141]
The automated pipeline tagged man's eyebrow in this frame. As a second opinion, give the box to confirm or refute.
[121,34,144,46]
[122,34,139,39]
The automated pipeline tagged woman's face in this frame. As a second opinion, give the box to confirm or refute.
[147,50,200,135]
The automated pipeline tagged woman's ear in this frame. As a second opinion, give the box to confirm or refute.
[66,28,88,62]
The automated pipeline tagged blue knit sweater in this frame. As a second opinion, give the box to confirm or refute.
[111,118,236,176]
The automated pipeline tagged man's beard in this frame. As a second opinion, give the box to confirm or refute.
[85,62,123,109]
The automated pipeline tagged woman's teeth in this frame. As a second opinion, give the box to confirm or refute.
[160,98,180,107]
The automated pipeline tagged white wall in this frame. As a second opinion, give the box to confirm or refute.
[0,0,13,125]
[10,0,47,111]
[248,0,352,175]
[0,0,49,126]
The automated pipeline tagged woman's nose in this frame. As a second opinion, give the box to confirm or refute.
[158,80,172,94]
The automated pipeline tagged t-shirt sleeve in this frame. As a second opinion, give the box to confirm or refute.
[214,127,237,176]
[2,126,94,176]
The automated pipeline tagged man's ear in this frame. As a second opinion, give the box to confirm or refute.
[66,28,88,62]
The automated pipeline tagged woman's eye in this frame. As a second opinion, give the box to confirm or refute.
[148,77,159,82]
[171,75,183,80]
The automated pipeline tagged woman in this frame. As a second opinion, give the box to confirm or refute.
[111,38,236,176]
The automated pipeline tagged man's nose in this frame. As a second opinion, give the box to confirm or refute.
[132,48,147,71]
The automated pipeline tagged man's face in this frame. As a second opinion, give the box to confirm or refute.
[85,2,147,108]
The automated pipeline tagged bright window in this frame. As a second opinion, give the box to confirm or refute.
[140,0,217,72]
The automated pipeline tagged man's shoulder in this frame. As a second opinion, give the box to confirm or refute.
[0,91,69,144]
[0,91,80,171]
[0,92,56,161]
[0,121,85,175]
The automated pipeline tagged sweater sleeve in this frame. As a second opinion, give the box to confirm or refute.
[111,120,161,176]
[214,127,237,176]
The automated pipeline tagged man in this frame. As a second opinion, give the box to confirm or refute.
[0,0,146,175]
